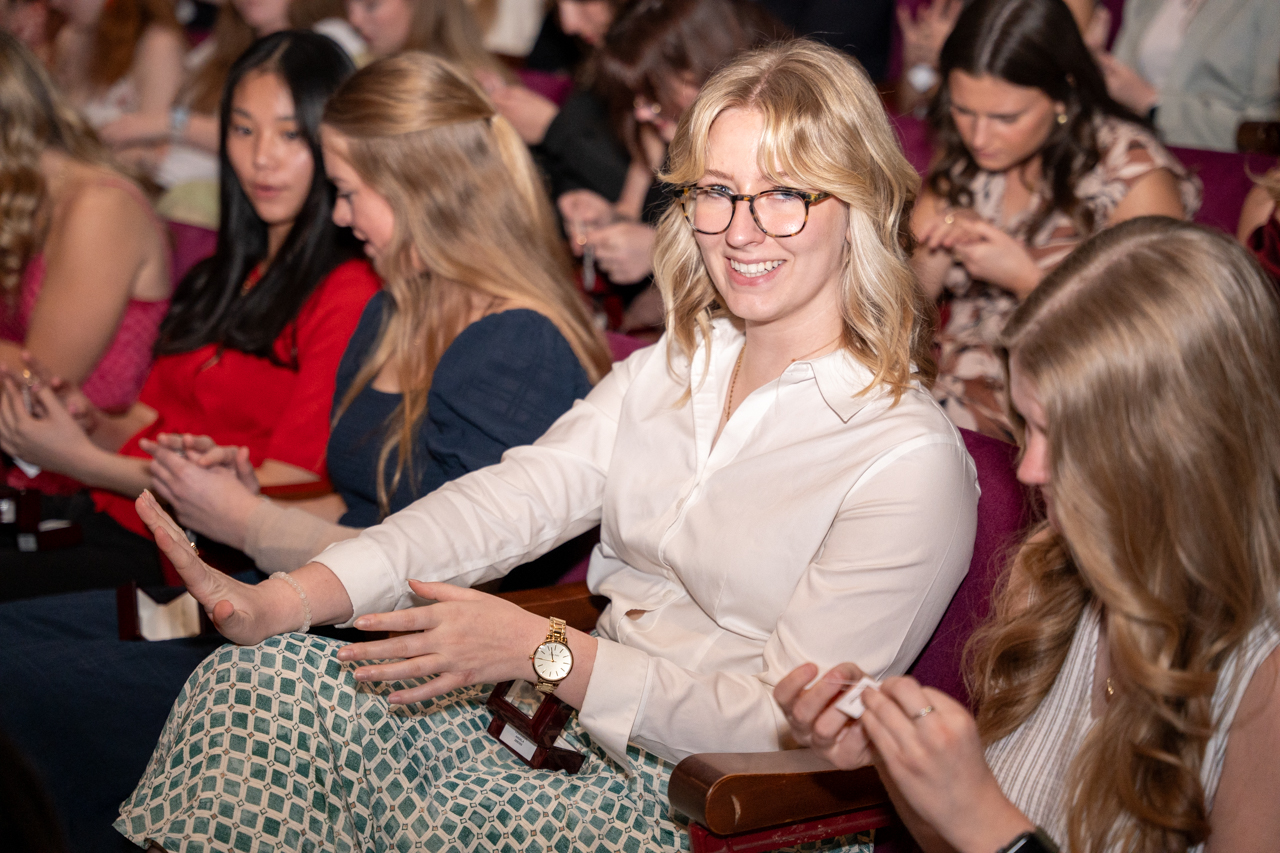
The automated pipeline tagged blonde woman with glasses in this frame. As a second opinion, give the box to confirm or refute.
[119,41,977,852]
[779,218,1280,853]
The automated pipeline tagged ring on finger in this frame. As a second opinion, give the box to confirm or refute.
[913,705,935,720]
[943,213,956,225]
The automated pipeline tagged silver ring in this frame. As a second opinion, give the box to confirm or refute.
[913,705,935,720]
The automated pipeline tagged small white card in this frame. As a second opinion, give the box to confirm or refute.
[833,676,881,719]
[498,724,537,761]
[137,589,204,641]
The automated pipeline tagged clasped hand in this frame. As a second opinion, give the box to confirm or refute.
[917,209,1043,298]
[0,358,98,472]
[558,190,657,284]
[775,662,1031,852]
[143,432,260,549]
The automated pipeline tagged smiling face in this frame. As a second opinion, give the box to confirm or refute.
[345,0,413,58]
[948,70,1063,174]
[321,127,396,259]
[692,109,848,339]
[1009,358,1057,528]
[225,71,314,257]
[556,0,612,47]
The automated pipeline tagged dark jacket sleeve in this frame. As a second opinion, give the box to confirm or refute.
[536,90,631,202]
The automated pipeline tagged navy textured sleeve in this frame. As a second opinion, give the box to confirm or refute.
[390,309,592,511]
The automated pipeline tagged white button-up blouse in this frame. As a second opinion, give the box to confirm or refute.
[315,319,979,767]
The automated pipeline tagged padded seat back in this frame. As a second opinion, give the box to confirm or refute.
[906,428,1033,706]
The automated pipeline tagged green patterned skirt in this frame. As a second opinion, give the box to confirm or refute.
[115,633,873,853]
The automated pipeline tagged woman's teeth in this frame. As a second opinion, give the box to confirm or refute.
[730,259,783,277]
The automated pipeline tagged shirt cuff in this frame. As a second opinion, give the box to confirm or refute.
[312,537,405,628]
[577,637,649,771]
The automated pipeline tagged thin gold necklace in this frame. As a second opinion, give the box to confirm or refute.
[724,335,841,421]
[723,346,745,421]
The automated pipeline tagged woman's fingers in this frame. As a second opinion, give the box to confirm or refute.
[135,491,218,602]
[340,629,438,663]
[776,662,868,747]
[387,670,469,705]
[859,677,930,762]
[406,580,485,602]
[153,432,187,452]
[137,490,191,551]
[352,652,448,685]
[184,434,216,453]
[775,662,820,709]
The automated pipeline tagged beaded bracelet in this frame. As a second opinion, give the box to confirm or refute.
[271,571,312,633]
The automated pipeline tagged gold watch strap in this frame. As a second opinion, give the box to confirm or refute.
[546,617,567,644]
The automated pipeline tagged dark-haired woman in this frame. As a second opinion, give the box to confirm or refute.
[557,0,785,329]
[916,0,1200,441]
[0,31,377,600]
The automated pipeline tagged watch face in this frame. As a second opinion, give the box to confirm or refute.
[532,641,573,682]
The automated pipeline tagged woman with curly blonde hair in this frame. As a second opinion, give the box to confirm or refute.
[117,40,976,853]
[779,216,1280,853]
[0,32,170,452]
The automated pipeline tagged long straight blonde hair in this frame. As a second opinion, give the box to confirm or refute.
[323,52,611,514]
[971,217,1280,853]
[654,39,933,401]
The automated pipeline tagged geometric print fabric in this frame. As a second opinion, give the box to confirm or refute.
[115,633,872,853]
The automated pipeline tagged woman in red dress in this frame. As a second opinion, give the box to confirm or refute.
[0,32,378,599]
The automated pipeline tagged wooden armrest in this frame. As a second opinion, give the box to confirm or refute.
[670,749,889,836]
[1237,121,1280,156]
[260,479,333,501]
[497,581,607,632]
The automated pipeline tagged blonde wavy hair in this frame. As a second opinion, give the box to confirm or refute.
[0,32,112,301]
[322,52,612,515]
[654,39,933,400]
[970,217,1280,853]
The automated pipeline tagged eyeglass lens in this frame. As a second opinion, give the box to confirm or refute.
[686,189,810,237]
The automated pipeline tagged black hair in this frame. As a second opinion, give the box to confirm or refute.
[156,31,360,364]
[927,0,1144,239]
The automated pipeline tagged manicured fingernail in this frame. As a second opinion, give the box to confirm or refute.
[353,617,371,629]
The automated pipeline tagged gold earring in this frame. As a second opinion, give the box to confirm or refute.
[1057,112,1068,125]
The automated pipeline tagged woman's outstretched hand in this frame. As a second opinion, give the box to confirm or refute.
[136,489,302,645]
[775,662,875,767]
[335,581,559,705]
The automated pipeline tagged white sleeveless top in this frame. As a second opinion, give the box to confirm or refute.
[985,602,1279,851]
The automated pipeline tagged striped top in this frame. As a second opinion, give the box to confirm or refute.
[986,602,1280,851]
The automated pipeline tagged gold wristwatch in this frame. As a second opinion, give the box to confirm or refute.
[530,617,573,694]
